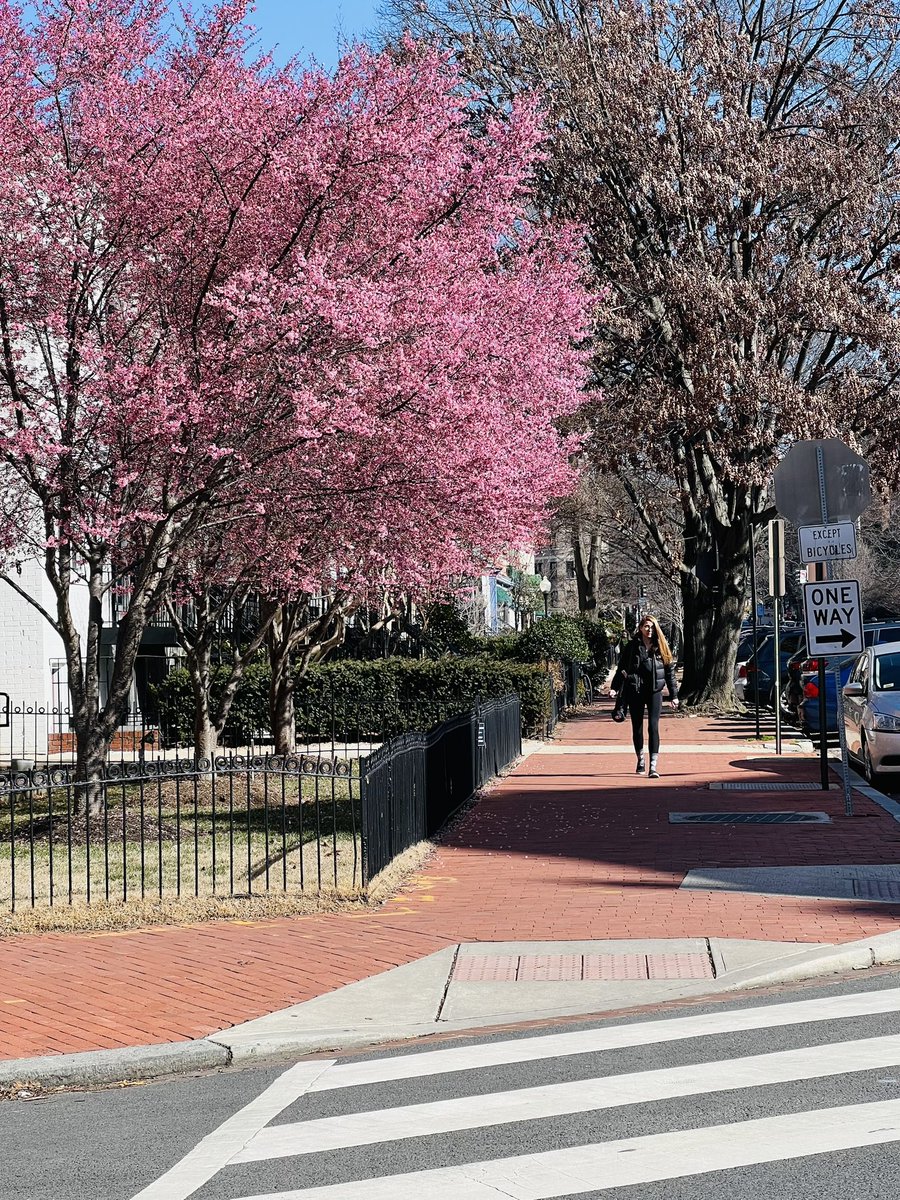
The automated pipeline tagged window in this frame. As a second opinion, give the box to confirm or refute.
[858,655,870,691]
[874,653,900,691]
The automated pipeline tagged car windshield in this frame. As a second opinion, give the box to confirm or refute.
[873,653,900,691]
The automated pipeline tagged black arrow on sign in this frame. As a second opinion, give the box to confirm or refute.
[817,629,856,648]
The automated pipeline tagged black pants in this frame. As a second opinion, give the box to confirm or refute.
[628,688,662,756]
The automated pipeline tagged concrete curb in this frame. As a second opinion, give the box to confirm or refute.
[0,1037,230,1091]
[716,928,900,992]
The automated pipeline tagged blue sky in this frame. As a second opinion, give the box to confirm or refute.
[248,1,383,68]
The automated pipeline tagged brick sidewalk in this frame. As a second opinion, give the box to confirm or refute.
[3,706,900,1061]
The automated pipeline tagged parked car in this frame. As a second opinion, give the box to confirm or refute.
[734,626,773,700]
[797,622,900,738]
[781,644,809,723]
[798,655,857,740]
[741,626,805,708]
[843,642,900,784]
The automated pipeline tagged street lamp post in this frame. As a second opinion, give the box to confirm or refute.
[539,574,552,618]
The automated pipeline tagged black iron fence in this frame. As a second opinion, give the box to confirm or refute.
[361,694,521,880]
[1,753,362,913]
[1,694,523,912]
[546,662,583,736]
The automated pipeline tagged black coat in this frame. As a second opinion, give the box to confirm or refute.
[612,637,678,700]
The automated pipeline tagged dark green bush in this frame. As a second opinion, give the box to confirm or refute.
[469,632,521,660]
[152,657,551,746]
[578,618,610,673]
[420,601,478,657]
[516,614,591,665]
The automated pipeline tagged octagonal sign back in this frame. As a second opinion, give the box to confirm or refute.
[773,438,871,527]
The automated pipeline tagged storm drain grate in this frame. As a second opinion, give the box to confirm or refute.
[669,811,831,825]
[710,782,825,791]
[452,953,714,983]
[852,879,900,902]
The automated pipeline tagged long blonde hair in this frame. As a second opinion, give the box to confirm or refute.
[638,613,673,666]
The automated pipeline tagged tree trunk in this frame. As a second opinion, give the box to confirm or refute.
[264,594,349,754]
[189,646,218,760]
[572,526,603,615]
[73,719,109,816]
[270,659,295,756]
[678,506,752,708]
[265,600,296,755]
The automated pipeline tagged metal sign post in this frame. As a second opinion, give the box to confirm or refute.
[768,519,786,755]
[749,528,760,739]
[774,438,872,813]
[815,446,853,816]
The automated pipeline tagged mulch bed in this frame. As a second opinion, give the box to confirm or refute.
[12,809,180,848]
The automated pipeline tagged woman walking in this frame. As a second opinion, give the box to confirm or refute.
[610,615,679,777]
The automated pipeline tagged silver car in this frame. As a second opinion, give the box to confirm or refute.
[842,641,900,784]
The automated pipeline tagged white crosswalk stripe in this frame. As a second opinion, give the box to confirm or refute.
[234,1032,900,1161]
[132,985,900,1200]
[229,1101,900,1199]
[305,983,900,1090]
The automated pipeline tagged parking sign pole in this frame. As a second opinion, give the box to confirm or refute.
[749,527,760,739]
[817,447,853,815]
[816,623,829,790]
[768,519,786,755]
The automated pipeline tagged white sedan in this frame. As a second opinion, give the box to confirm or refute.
[842,641,900,785]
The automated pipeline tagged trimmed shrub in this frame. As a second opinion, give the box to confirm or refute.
[516,614,591,665]
[152,656,551,747]
[469,632,521,660]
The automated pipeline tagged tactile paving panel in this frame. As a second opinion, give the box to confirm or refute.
[517,954,582,981]
[452,955,519,982]
[852,879,900,902]
[452,952,714,983]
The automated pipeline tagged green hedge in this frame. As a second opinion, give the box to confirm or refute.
[515,614,591,665]
[152,657,551,746]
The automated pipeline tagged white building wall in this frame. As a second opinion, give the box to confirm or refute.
[0,560,49,706]
[0,560,90,762]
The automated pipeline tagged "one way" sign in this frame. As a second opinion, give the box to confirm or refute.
[802,580,864,656]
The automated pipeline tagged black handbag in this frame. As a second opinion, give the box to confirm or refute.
[611,678,630,722]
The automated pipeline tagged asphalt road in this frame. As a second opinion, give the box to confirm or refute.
[5,971,900,1200]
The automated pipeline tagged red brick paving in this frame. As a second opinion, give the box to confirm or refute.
[2,706,900,1061]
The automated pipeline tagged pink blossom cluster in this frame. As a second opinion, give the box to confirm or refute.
[0,0,591,609]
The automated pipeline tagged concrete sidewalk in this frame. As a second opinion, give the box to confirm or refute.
[3,704,900,1083]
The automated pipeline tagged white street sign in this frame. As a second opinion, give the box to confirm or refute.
[798,522,857,564]
[803,580,864,656]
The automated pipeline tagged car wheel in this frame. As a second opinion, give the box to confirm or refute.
[863,737,880,786]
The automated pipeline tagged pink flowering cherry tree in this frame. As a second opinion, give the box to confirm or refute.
[0,2,589,791]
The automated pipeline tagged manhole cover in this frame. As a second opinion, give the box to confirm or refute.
[669,811,831,824]
[710,782,825,791]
